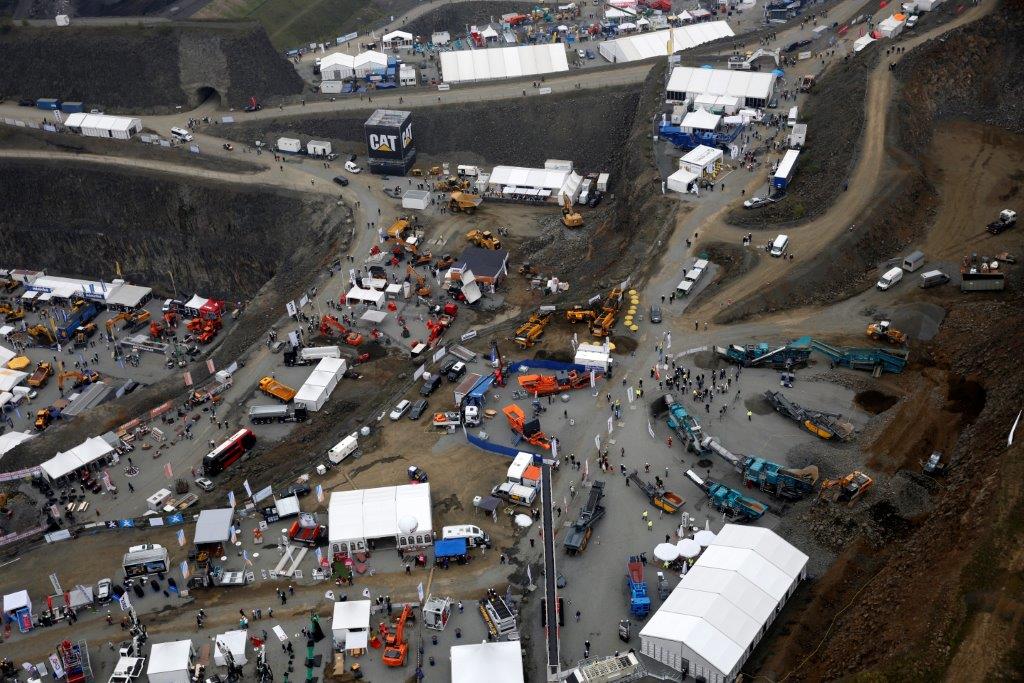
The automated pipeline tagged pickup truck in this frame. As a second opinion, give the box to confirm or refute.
[259,376,297,402]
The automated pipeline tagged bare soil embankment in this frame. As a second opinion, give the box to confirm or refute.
[0,24,303,112]
[401,1,537,37]
[219,84,641,174]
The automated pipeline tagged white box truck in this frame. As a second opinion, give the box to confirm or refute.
[277,137,301,153]
[441,524,492,548]
[328,433,359,463]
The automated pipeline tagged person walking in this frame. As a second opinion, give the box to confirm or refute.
[642,510,649,522]
[747,410,753,421]
[647,520,653,532]
[575,610,581,622]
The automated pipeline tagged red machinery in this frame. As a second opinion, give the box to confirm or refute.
[502,404,551,449]
[491,340,507,387]
[320,314,346,337]
[517,370,599,397]
[382,604,412,667]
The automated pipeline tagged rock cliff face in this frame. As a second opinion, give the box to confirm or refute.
[0,161,339,300]
[0,24,303,112]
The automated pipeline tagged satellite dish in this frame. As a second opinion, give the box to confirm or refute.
[398,515,418,534]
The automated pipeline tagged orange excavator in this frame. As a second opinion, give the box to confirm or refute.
[57,369,99,392]
[566,305,597,324]
[382,604,412,667]
[502,404,551,449]
[406,265,431,297]
[319,314,363,346]
[518,370,600,397]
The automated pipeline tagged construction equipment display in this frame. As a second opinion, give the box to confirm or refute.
[685,470,769,522]
[319,314,363,346]
[819,470,874,506]
[810,338,908,375]
[513,311,552,348]
[565,305,597,324]
[56,302,100,343]
[502,404,551,449]
[866,320,907,345]
[27,361,53,388]
[625,555,651,618]
[764,390,854,441]
[663,394,705,453]
[465,228,502,250]
[449,191,483,214]
[480,590,519,641]
[0,303,25,322]
[406,264,432,297]
[715,335,812,369]
[561,195,584,228]
[590,287,623,338]
[27,324,56,346]
[701,436,819,501]
[57,369,99,392]
[382,604,412,667]
[564,481,606,555]
[517,370,598,397]
[627,470,683,514]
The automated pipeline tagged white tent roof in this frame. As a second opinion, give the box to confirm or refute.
[599,22,734,63]
[184,294,208,310]
[346,286,386,306]
[681,109,721,131]
[321,52,356,69]
[440,43,569,83]
[382,30,412,42]
[332,600,371,631]
[853,34,876,52]
[0,431,34,459]
[0,368,27,392]
[667,168,699,192]
[488,166,569,191]
[879,14,906,30]
[328,483,432,544]
[712,524,809,579]
[194,508,234,545]
[667,66,775,100]
[451,641,524,683]
[104,282,152,308]
[148,640,193,674]
[681,145,723,168]
[3,589,31,613]
[480,25,500,39]
[640,524,807,678]
[40,435,114,480]
[0,344,15,365]
[355,50,388,68]
[65,113,141,132]
[214,630,248,666]
[316,356,347,375]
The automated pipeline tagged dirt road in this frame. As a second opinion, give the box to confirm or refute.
[687,0,997,323]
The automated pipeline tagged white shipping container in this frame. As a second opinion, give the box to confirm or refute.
[328,433,359,463]
[307,140,332,156]
[596,173,610,192]
[277,137,302,153]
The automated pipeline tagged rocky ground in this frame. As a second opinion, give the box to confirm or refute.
[219,84,642,175]
[400,0,537,38]
[0,24,303,112]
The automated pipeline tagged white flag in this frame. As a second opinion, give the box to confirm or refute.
[417,582,425,603]
[607,415,614,435]
[583,459,589,480]
[594,434,601,451]
[177,528,186,547]
[243,480,253,498]
[227,490,236,508]
[118,592,132,613]
[666,332,672,350]
[647,421,657,440]
[590,370,596,388]
[551,438,558,460]
[1010,410,1022,447]
[180,561,190,580]
[315,484,324,503]
[526,563,533,586]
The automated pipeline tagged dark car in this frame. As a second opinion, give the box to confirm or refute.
[333,176,349,187]
[446,361,467,383]
[439,357,458,377]
[409,399,428,420]
[421,374,442,397]
[18,98,35,107]
[649,305,662,323]
[784,39,813,52]
[283,483,311,498]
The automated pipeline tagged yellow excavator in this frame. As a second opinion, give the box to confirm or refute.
[566,305,596,324]
[466,229,502,250]
[28,325,56,346]
[0,303,25,322]
[435,176,470,192]
[561,195,583,228]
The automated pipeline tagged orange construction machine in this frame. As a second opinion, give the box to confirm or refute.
[319,314,364,346]
[382,604,412,667]
[517,370,600,397]
[502,404,551,449]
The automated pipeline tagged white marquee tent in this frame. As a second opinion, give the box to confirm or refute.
[440,43,569,83]
[0,344,15,366]
[0,368,27,392]
[354,50,389,77]
[667,168,699,194]
[332,600,372,650]
[345,286,386,309]
[666,66,776,106]
[599,22,734,63]
[640,525,808,682]
[320,53,356,80]
[680,109,721,132]
[214,630,249,666]
[40,435,114,481]
[328,483,433,555]
[381,30,413,48]
[64,113,142,140]
[148,640,194,683]
[451,641,524,683]
[0,431,34,461]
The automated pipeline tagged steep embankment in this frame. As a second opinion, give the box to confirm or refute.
[401,1,536,37]
[0,24,303,112]
[219,85,642,173]
[0,160,337,299]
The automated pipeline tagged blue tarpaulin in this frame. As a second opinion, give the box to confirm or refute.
[434,538,468,558]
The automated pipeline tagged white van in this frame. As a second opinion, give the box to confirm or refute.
[770,234,789,257]
[170,127,193,142]
[442,524,492,548]
[877,267,903,290]
[787,106,798,127]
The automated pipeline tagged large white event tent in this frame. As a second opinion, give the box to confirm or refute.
[440,44,568,84]
[599,22,734,63]
[328,484,433,555]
